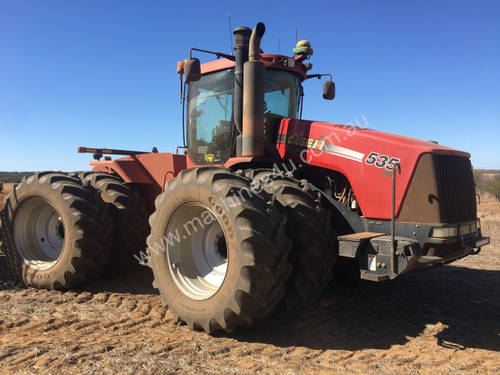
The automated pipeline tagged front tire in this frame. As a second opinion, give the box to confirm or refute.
[147,167,291,333]
[248,169,337,310]
[0,172,110,289]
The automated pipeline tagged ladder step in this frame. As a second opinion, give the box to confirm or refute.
[338,232,385,258]
[338,232,385,242]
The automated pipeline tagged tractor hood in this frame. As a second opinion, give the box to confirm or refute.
[344,126,469,158]
[276,119,471,220]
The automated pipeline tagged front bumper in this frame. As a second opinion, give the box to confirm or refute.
[343,219,490,282]
[411,233,490,268]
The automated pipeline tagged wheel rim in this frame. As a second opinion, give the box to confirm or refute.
[13,197,65,270]
[166,202,228,300]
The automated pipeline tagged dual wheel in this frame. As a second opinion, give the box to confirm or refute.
[147,167,337,333]
[0,172,148,289]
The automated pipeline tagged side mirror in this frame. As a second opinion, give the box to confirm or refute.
[184,58,201,82]
[323,80,335,100]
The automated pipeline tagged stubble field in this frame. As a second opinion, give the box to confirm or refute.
[0,182,498,374]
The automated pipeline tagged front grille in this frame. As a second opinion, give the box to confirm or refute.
[434,155,477,223]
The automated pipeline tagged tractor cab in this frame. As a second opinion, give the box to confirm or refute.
[180,26,334,165]
[187,65,302,164]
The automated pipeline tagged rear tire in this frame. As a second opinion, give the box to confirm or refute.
[147,167,291,333]
[0,172,110,289]
[248,168,337,311]
[80,172,149,275]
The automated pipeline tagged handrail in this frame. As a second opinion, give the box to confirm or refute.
[391,163,401,274]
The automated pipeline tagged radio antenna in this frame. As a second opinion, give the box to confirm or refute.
[295,27,298,43]
[228,14,234,55]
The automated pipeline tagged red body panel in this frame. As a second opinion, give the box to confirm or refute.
[89,118,469,220]
[276,119,469,220]
[90,119,470,220]
[90,152,187,210]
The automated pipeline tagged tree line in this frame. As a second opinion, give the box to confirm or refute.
[474,169,500,201]
[0,172,33,183]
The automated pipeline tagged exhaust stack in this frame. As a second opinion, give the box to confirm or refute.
[242,22,266,157]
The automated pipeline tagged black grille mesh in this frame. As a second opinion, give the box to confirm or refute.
[434,155,477,223]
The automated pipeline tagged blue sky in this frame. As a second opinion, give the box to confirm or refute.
[1,0,499,171]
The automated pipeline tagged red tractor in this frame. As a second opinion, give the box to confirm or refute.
[0,23,489,333]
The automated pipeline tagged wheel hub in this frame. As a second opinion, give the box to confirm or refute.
[13,197,65,270]
[166,202,228,300]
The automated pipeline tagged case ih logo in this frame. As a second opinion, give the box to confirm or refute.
[285,135,326,151]
[281,134,365,163]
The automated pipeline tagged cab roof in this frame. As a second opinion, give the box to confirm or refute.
[200,54,309,80]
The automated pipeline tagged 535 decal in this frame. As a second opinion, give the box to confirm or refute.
[365,152,400,171]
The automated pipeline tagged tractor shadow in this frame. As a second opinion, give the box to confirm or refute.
[83,264,159,296]
[229,265,500,352]
[0,252,17,290]
[0,251,158,295]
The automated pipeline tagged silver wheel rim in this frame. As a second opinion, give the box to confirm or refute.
[13,197,65,270]
[166,202,228,300]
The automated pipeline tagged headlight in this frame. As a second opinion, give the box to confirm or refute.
[431,221,478,238]
[431,226,458,238]
[460,221,478,235]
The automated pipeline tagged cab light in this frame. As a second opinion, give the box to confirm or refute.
[177,61,185,74]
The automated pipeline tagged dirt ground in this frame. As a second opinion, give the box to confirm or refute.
[0,183,499,374]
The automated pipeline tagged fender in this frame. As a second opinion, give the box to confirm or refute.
[90,152,187,211]
[307,182,364,234]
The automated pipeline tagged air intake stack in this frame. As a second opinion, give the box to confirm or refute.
[233,27,252,136]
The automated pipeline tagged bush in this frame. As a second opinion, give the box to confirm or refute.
[484,180,500,200]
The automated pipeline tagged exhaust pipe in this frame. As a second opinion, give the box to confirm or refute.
[248,22,265,63]
[242,22,266,157]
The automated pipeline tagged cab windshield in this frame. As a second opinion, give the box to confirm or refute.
[187,69,301,164]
